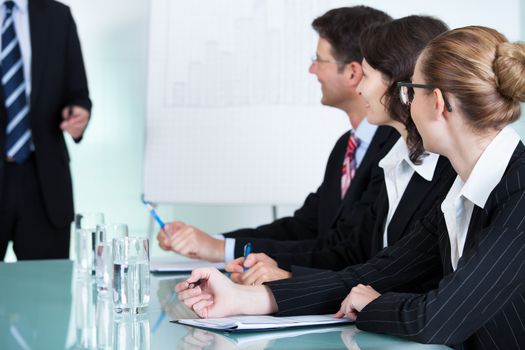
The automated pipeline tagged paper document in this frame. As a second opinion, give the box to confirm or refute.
[174,314,353,332]
[150,258,225,272]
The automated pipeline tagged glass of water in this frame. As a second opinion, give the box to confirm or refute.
[95,223,129,291]
[75,212,105,274]
[112,237,150,314]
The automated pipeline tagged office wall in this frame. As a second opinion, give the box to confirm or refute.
[62,0,276,256]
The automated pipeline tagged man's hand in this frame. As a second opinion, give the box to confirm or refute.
[156,221,225,262]
[334,284,381,320]
[60,105,89,139]
[225,252,292,285]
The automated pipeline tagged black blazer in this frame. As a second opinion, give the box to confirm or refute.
[224,126,399,257]
[267,144,525,350]
[271,156,456,274]
[0,0,91,228]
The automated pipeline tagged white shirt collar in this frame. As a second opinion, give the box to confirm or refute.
[460,125,520,208]
[353,117,377,148]
[379,138,440,182]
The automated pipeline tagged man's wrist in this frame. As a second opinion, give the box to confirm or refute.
[214,239,226,262]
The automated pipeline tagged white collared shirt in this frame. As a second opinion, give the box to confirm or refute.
[223,119,378,262]
[441,125,521,270]
[0,0,31,96]
[353,117,378,168]
[379,138,440,248]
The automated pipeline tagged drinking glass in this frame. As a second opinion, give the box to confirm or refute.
[95,223,129,291]
[75,212,105,274]
[112,237,150,313]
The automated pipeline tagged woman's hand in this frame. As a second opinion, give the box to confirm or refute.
[334,284,381,320]
[176,267,279,318]
[226,253,292,285]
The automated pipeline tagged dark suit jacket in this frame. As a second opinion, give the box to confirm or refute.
[270,156,456,274]
[267,143,525,350]
[223,126,399,257]
[0,0,91,228]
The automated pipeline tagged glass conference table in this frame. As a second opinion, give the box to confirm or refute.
[0,260,451,350]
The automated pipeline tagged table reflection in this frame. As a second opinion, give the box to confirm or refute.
[72,272,150,349]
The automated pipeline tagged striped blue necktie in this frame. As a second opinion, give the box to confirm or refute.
[2,0,31,163]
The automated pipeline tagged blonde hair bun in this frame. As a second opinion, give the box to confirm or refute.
[494,41,525,102]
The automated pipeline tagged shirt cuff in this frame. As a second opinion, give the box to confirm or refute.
[224,237,236,263]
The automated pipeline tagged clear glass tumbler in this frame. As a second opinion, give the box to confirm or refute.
[75,212,105,274]
[112,237,150,314]
[95,223,129,291]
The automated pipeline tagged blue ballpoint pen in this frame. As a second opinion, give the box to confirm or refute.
[141,195,168,234]
[243,242,252,272]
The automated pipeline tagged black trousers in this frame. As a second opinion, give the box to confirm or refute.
[0,155,70,260]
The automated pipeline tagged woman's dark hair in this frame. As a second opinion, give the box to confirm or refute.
[359,16,448,163]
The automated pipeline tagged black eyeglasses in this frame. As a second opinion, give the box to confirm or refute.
[397,82,453,112]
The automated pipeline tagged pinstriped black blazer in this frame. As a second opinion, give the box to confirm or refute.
[223,126,399,258]
[267,143,525,349]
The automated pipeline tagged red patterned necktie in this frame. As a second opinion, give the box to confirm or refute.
[341,131,360,199]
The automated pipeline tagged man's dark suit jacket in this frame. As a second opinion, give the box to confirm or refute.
[267,143,525,350]
[0,0,91,228]
[268,156,456,274]
[223,126,399,258]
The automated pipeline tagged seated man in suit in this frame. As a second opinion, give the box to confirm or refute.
[157,6,397,263]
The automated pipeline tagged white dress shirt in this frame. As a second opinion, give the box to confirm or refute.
[223,119,378,262]
[379,138,439,248]
[442,125,520,270]
[0,0,31,96]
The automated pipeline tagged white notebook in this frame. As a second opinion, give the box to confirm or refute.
[150,258,225,272]
[174,314,353,332]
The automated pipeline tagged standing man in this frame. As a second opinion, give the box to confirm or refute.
[0,0,91,260]
[157,6,396,262]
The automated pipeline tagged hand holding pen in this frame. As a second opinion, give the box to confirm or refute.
[176,267,278,318]
[142,196,226,261]
[142,196,174,251]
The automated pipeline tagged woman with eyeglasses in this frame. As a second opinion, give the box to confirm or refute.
[333,26,525,348]
[177,25,525,348]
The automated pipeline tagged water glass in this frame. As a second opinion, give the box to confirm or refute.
[75,212,105,274]
[95,223,129,291]
[112,237,150,313]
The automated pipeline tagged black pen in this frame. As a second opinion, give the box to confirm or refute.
[188,280,202,289]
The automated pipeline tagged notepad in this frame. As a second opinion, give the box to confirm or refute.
[173,314,353,332]
[150,258,225,272]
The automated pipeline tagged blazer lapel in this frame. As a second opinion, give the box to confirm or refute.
[328,126,395,227]
[387,156,450,246]
[28,0,48,109]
